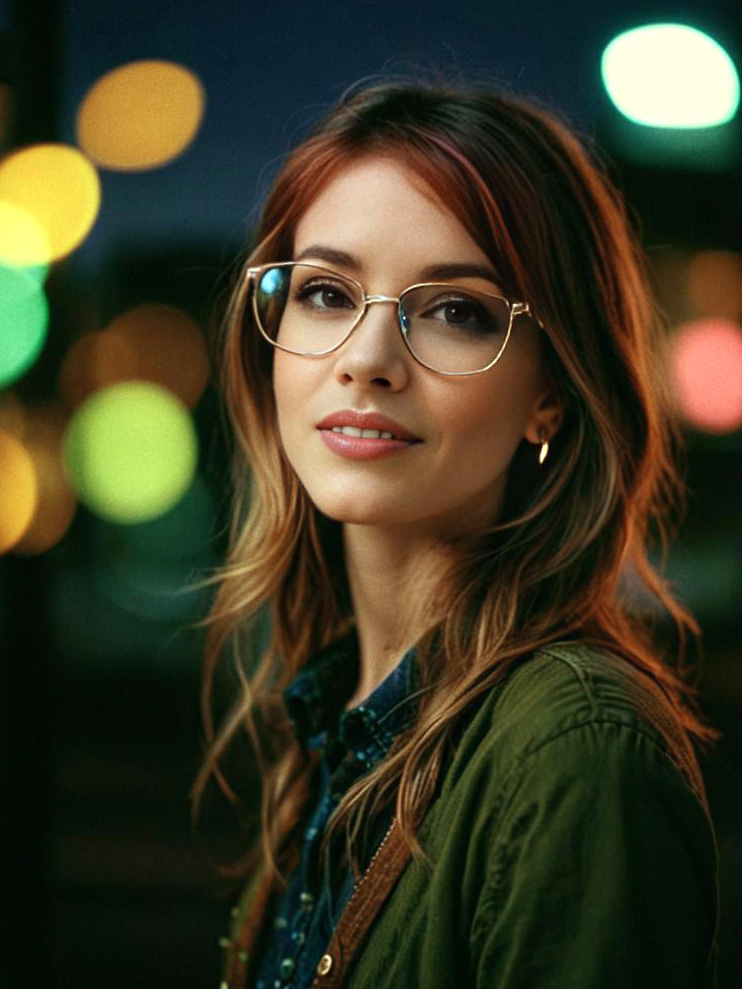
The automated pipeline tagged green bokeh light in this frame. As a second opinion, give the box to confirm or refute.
[63,380,198,524]
[0,265,49,388]
[92,475,219,622]
[602,24,740,128]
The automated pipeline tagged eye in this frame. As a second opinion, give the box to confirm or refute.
[420,293,502,333]
[432,298,482,324]
[294,279,357,311]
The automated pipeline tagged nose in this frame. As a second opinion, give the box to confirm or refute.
[332,297,410,388]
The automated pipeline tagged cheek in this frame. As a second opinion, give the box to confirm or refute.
[272,353,305,438]
[446,377,533,456]
[271,358,329,490]
[271,351,288,405]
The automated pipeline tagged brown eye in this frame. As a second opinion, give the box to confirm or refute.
[296,281,356,311]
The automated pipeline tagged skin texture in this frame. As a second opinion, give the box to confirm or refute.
[272,155,562,707]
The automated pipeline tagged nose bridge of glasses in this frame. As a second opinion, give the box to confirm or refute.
[351,294,404,345]
[349,293,405,347]
[364,293,400,305]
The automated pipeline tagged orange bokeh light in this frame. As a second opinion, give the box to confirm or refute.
[76,60,205,171]
[12,403,77,555]
[59,304,210,411]
[688,250,742,321]
[0,428,38,553]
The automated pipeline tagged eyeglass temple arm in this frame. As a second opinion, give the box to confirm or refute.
[512,301,545,330]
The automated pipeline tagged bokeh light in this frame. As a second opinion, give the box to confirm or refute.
[62,381,198,524]
[59,305,210,410]
[76,60,206,171]
[601,24,740,127]
[670,319,742,433]
[12,403,78,555]
[92,475,218,621]
[103,304,210,407]
[0,428,38,554]
[688,250,742,321]
[650,248,691,321]
[59,331,137,410]
[0,201,50,278]
[0,265,49,388]
[0,144,101,263]
[0,390,27,438]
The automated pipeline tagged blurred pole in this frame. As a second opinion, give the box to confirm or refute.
[9,0,59,145]
[2,2,61,987]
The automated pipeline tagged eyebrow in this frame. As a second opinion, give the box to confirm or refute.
[293,244,503,287]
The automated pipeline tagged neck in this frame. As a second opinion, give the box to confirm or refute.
[342,523,454,709]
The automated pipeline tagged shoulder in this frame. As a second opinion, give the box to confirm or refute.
[443,640,709,820]
[431,643,718,907]
[456,640,673,761]
[455,645,721,989]
[498,639,673,731]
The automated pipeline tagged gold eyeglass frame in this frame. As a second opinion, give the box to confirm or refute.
[246,260,540,377]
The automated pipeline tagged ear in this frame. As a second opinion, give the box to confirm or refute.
[523,381,564,446]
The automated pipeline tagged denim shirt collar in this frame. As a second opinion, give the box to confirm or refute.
[282,626,420,771]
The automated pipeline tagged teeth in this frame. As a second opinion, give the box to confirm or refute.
[331,426,396,439]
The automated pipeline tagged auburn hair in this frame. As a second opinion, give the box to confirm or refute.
[190,72,721,891]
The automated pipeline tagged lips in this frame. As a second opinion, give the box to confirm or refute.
[316,409,422,442]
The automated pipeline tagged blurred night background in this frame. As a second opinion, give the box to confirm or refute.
[0,0,741,986]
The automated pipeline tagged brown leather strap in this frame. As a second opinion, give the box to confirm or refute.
[307,818,411,989]
[310,756,443,989]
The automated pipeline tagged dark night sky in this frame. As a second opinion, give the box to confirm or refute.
[45,0,739,273]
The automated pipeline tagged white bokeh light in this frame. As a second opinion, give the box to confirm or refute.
[602,24,740,128]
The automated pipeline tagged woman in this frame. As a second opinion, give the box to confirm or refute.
[193,74,722,988]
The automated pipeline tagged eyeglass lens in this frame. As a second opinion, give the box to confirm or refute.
[253,263,512,374]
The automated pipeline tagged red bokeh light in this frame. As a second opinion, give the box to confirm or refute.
[669,318,742,433]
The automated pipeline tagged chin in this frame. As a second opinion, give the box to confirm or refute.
[310,492,417,527]
[316,504,402,526]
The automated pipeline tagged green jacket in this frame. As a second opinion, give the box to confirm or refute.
[221,642,720,988]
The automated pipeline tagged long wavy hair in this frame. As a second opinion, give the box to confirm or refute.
[191,73,721,893]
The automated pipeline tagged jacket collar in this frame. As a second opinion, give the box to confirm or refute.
[282,626,420,771]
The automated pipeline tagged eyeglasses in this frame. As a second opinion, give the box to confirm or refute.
[246,261,539,376]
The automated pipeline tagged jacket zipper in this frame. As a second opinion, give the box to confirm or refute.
[309,817,397,989]
[348,816,396,902]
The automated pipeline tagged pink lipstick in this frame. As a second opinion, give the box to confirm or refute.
[316,408,423,461]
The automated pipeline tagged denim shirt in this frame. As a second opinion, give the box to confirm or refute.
[252,627,420,989]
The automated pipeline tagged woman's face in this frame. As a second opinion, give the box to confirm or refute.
[272,155,560,538]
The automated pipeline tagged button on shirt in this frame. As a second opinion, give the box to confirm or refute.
[253,627,420,989]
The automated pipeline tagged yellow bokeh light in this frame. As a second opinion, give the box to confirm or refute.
[0,144,101,263]
[0,201,50,274]
[62,381,198,524]
[76,60,206,171]
[0,428,38,554]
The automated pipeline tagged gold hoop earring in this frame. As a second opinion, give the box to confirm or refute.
[538,429,549,465]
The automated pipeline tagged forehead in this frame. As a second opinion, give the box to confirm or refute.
[291,154,491,269]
